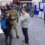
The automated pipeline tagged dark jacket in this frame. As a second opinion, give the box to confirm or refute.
[3,17,13,35]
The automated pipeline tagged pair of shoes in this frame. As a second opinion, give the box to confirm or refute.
[22,41,28,45]
[24,43,28,45]
[22,43,28,45]
[22,40,25,42]
[16,35,19,39]
[22,41,25,45]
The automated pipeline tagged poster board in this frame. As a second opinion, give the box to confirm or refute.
[39,2,43,9]
[1,2,6,6]
[43,3,45,12]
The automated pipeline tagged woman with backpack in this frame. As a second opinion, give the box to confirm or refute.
[1,11,13,45]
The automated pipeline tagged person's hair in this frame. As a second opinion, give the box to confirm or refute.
[3,10,8,17]
[12,6,17,10]
[23,6,30,13]
[20,6,30,13]
[20,7,23,12]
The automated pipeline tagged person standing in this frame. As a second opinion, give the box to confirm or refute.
[9,7,19,38]
[20,7,30,45]
[1,11,13,45]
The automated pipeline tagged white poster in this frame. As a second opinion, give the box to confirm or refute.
[36,3,39,9]
[0,24,3,33]
[40,2,43,9]
[43,3,45,11]
[1,2,6,6]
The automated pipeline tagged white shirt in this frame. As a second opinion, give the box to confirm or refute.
[20,13,30,28]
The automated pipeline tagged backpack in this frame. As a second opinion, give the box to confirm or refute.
[6,17,13,29]
[1,18,6,30]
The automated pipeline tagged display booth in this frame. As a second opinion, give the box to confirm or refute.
[38,2,44,19]
[0,24,3,33]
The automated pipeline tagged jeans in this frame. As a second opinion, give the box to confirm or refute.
[12,20,19,37]
[22,28,29,44]
[3,29,12,45]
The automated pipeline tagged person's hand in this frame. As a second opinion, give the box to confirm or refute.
[11,17,15,19]
[11,28,13,32]
[11,17,15,20]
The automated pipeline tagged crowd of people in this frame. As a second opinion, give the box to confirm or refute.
[0,2,45,45]
[0,3,30,45]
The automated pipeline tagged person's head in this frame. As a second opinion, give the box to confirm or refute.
[2,12,6,17]
[20,6,29,14]
[12,7,16,11]
[23,6,30,13]
[4,10,9,17]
